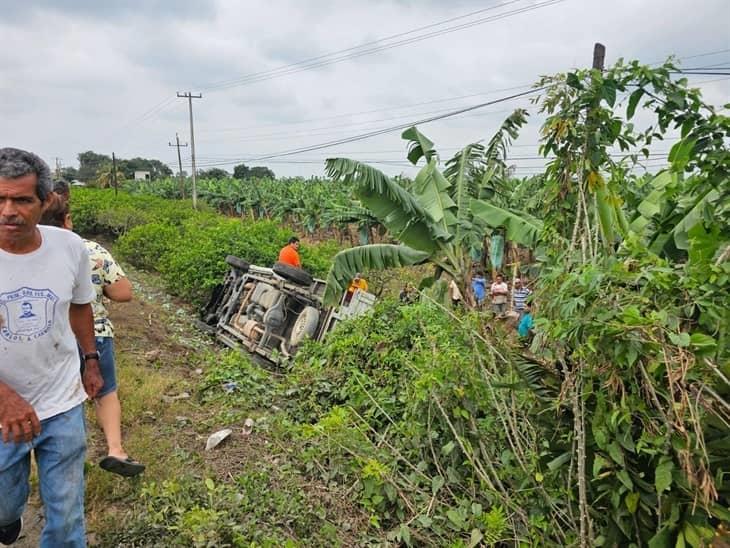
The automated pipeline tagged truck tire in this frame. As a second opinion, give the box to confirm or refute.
[225,255,250,273]
[289,306,320,346]
[272,262,313,286]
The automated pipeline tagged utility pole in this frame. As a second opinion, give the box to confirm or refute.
[111,152,118,197]
[54,158,62,179]
[169,133,189,199]
[177,92,202,208]
[592,42,606,70]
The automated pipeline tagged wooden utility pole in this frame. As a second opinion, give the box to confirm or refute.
[177,92,202,209]
[592,42,606,70]
[111,152,118,196]
[168,133,189,199]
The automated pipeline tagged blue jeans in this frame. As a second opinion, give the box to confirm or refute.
[0,404,87,547]
[95,337,117,398]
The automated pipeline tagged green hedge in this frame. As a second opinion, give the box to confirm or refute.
[70,187,201,236]
[71,188,340,304]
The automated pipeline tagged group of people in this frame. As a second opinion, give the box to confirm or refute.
[0,148,142,547]
[469,272,531,315]
[458,271,534,339]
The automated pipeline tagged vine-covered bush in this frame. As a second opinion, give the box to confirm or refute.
[284,300,558,546]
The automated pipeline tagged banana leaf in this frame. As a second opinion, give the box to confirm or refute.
[402,126,437,166]
[326,158,449,254]
[490,234,505,270]
[470,199,543,248]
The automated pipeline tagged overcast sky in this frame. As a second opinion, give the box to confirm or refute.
[2,0,728,178]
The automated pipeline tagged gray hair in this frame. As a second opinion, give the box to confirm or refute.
[0,148,53,201]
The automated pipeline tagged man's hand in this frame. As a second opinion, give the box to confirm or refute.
[0,385,41,443]
[82,360,104,399]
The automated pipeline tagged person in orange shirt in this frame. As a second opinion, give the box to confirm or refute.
[343,273,368,305]
[278,236,301,268]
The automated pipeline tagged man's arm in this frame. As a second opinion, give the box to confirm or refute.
[102,277,132,302]
[0,382,41,443]
[69,302,103,398]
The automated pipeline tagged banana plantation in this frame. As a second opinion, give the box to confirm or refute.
[78,59,728,546]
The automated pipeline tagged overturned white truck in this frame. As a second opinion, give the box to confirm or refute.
[198,256,375,364]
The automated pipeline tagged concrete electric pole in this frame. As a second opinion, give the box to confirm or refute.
[176,92,202,209]
[169,133,189,199]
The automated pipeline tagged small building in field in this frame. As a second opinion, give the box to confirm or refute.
[134,170,151,181]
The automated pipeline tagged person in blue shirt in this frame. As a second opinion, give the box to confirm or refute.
[517,304,534,339]
[471,272,486,307]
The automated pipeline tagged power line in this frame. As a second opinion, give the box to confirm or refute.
[200,102,536,144]
[198,83,535,134]
[179,87,544,167]
[201,0,564,91]
[117,46,730,142]
[200,0,525,90]
[672,70,730,76]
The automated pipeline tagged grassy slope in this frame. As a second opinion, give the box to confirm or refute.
[82,265,371,547]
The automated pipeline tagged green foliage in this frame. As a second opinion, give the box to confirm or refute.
[123,175,358,236]
[115,222,182,271]
[284,300,565,545]
[112,472,339,547]
[69,187,199,236]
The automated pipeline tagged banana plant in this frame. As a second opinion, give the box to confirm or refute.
[322,110,540,305]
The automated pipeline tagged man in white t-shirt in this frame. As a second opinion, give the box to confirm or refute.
[0,148,103,547]
[490,273,509,316]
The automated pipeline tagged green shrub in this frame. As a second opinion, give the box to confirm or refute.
[69,187,200,236]
[156,218,287,303]
[116,223,183,271]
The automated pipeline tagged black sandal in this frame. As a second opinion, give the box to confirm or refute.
[99,456,146,477]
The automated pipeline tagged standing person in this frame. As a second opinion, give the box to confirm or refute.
[517,304,535,341]
[278,236,301,268]
[471,272,487,307]
[52,179,70,203]
[40,194,145,477]
[490,273,509,316]
[343,273,368,305]
[512,278,532,317]
[0,148,102,546]
[448,279,463,308]
[399,283,415,304]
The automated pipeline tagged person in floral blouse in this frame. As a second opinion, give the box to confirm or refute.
[41,190,145,477]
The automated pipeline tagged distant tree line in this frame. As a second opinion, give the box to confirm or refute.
[198,164,275,180]
[61,151,275,184]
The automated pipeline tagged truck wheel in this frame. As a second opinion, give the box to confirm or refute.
[289,306,320,347]
[225,255,250,273]
[272,262,313,286]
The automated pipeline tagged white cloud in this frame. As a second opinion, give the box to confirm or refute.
[2,0,728,177]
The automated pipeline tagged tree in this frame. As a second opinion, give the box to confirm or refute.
[232,163,250,180]
[60,166,79,181]
[233,163,275,180]
[120,157,173,180]
[249,166,275,179]
[198,167,230,180]
[77,151,111,182]
[322,110,530,305]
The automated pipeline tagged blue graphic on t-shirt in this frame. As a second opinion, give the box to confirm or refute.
[0,287,59,342]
